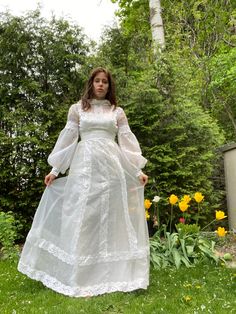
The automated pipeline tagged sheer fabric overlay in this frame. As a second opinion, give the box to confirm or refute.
[18,99,150,297]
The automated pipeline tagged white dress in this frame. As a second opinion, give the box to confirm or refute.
[18,99,150,297]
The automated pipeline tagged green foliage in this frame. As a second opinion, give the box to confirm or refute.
[209,47,236,141]
[111,0,150,38]
[110,0,236,142]
[150,225,221,269]
[99,3,227,226]
[1,0,235,238]
[1,260,235,313]
[0,211,22,260]
[0,10,90,232]
[124,62,225,224]
[176,223,200,237]
[161,0,236,56]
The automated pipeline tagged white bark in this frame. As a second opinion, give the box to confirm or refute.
[149,0,165,50]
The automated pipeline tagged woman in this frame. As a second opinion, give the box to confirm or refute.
[18,67,150,297]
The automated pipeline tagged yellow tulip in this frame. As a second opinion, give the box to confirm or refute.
[169,194,178,205]
[144,199,152,209]
[179,201,189,212]
[145,210,150,220]
[215,210,227,220]
[182,195,191,204]
[194,192,204,203]
[216,227,227,237]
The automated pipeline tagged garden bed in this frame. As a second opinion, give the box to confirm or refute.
[215,233,236,268]
[200,231,236,267]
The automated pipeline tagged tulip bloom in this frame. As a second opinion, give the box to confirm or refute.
[169,194,178,233]
[179,217,185,224]
[216,226,227,237]
[182,195,191,204]
[215,210,227,220]
[153,196,161,203]
[144,199,152,209]
[194,192,204,203]
[179,201,189,212]
[169,194,178,205]
[145,210,150,220]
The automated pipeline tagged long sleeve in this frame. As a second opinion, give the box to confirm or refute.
[48,104,79,176]
[117,107,147,176]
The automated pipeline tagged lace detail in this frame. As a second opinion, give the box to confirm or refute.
[18,100,149,297]
[90,99,111,106]
[18,261,149,297]
[26,236,149,266]
[50,167,59,177]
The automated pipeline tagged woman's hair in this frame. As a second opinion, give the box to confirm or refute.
[81,67,117,110]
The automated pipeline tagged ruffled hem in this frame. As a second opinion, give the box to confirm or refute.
[18,261,149,297]
[29,237,150,266]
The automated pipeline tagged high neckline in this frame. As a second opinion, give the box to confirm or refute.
[90,99,111,106]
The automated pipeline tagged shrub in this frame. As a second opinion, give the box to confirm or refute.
[0,211,22,260]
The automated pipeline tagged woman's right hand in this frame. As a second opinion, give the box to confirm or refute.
[44,173,57,186]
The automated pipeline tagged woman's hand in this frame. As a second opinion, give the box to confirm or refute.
[138,172,148,186]
[44,173,57,186]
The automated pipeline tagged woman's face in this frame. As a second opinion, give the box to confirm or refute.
[92,72,109,99]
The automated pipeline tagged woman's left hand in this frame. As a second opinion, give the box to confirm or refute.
[138,172,148,186]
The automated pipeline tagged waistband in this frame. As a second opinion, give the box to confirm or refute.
[80,130,116,141]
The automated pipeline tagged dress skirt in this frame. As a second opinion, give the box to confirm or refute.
[18,136,150,297]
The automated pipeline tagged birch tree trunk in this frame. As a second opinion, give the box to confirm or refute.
[149,0,165,51]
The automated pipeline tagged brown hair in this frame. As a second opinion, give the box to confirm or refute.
[81,67,117,110]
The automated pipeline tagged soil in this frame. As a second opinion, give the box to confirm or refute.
[215,233,236,268]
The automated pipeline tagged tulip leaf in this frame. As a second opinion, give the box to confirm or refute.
[172,248,181,269]
[181,256,191,268]
[186,245,194,256]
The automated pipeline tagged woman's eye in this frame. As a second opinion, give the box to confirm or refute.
[94,79,108,84]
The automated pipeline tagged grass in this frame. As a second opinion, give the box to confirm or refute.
[0,260,235,314]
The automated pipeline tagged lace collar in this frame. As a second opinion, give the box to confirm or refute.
[90,99,111,106]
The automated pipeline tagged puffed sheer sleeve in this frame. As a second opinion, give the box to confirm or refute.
[117,107,147,176]
[47,104,80,176]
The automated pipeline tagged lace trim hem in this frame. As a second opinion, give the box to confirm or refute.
[27,237,150,266]
[18,262,149,297]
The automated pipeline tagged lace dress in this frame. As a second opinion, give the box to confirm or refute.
[18,99,150,297]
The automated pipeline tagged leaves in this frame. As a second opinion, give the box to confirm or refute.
[0,211,22,260]
[0,10,89,229]
[150,225,221,269]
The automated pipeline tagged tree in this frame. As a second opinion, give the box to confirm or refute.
[149,0,165,50]
[0,10,89,232]
[106,0,228,226]
[209,47,236,141]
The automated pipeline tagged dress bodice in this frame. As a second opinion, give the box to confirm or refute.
[48,99,147,177]
[78,99,118,141]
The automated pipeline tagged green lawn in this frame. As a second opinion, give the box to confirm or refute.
[0,260,235,314]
